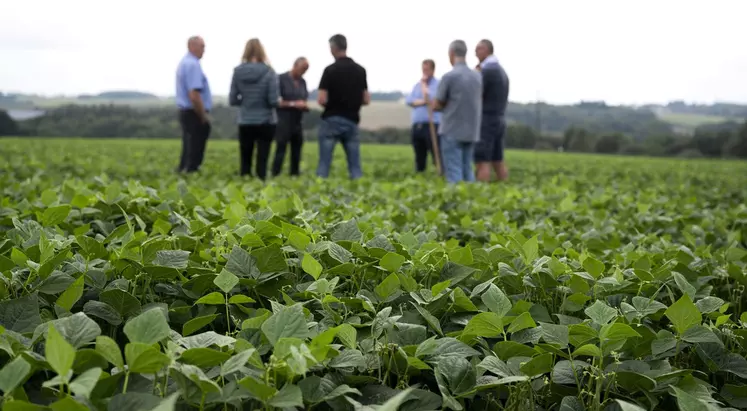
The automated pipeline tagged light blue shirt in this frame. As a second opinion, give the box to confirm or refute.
[176,53,212,111]
[405,77,441,124]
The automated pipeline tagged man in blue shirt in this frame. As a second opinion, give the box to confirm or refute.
[474,39,510,182]
[405,59,442,173]
[175,36,212,173]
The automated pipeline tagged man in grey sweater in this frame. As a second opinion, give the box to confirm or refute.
[431,40,483,184]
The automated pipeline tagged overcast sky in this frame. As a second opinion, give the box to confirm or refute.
[1,0,745,105]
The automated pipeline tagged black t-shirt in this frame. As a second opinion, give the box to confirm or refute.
[318,57,367,124]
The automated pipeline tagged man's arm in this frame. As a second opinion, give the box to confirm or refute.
[432,74,449,112]
[361,68,370,106]
[317,67,330,106]
[405,83,427,107]
[186,62,208,122]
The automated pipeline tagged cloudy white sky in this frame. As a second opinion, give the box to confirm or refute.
[1,0,745,105]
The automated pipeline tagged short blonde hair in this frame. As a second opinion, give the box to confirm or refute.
[241,38,270,67]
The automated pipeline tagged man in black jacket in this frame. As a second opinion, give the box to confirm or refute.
[474,39,510,182]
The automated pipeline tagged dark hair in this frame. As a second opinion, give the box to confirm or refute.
[479,39,494,54]
[329,34,347,51]
[422,59,435,70]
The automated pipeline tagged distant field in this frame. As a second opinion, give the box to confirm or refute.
[7,96,741,132]
[655,111,733,130]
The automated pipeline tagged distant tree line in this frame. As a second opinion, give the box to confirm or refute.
[2,105,746,159]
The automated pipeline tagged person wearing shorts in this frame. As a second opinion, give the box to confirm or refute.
[474,39,510,182]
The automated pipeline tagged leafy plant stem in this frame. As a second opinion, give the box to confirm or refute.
[122,371,130,393]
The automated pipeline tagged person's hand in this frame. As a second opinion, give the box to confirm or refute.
[201,113,211,124]
[294,100,308,109]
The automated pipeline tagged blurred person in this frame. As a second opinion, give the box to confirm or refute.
[405,59,442,173]
[175,35,212,173]
[229,38,279,180]
[316,34,369,179]
[474,39,510,181]
[271,57,310,177]
[431,40,482,184]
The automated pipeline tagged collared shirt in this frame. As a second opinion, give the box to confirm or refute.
[405,77,441,124]
[435,61,482,142]
[176,53,212,111]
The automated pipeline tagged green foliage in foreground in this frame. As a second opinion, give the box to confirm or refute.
[0,138,746,411]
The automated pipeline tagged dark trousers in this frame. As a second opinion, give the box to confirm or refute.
[238,124,276,179]
[178,109,211,172]
[271,130,303,176]
[411,122,441,172]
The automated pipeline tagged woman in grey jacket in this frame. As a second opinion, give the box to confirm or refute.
[229,38,279,179]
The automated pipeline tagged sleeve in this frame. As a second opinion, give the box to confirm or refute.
[184,61,203,91]
[228,70,240,106]
[405,83,419,105]
[361,67,368,90]
[435,74,450,102]
[267,70,279,108]
[277,74,287,101]
[318,67,331,90]
[301,79,309,100]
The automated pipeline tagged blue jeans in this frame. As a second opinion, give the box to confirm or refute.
[440,137,475,183]
[316,116,362,179]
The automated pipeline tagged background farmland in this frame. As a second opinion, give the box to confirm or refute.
[2,90,746,159]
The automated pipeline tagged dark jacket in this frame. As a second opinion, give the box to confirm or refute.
[229,62,279,125]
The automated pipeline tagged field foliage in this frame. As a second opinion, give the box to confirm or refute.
[0,139,746,411]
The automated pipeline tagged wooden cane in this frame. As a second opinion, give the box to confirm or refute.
[421,81,443,176]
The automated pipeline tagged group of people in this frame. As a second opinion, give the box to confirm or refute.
[405,39,510,183]
[174,34,509,184]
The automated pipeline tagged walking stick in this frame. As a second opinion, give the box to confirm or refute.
[421,82,443,176]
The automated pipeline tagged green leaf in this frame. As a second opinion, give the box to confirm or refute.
[195,292,225,305]
[221,348,256,376]
[331,219,362,242]
[412,303,444,336]
[214,269,239,294]
[225,245,258,277]
[99,289,141,318]
[584,300,617,325]
[463,312,503,339]
[46,323,76,379]
[582,256,605,278]
[374,272,401,300]
[0,292,42,333]
[152,250,190,269]
[523,236,538,263]
[665,295,702,335]
[123,308,171,345]
[380,252,406,272]
[507,312,537,334]
[55,274,85,311]
[0,356,31,394]
[228,294,256,304]
[482,284,512,318]
[69,367,102,398]
[96,335,124,369]
[182,314,219,336]
[125,343,170,374]
[302,253,323,279]
[42,204,71,226]
[268,383,304,408]
[261,303,308,346]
